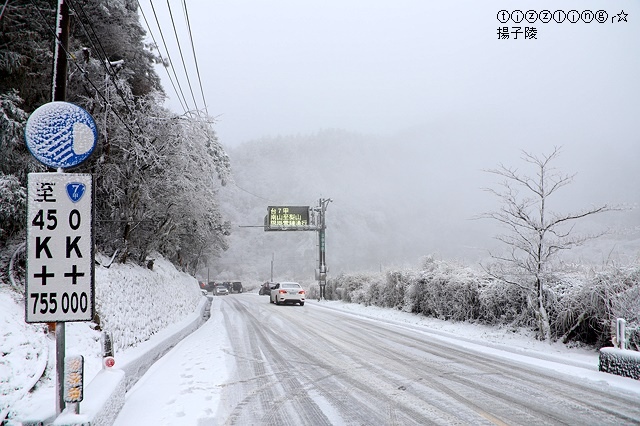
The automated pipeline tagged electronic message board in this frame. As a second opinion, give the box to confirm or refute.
[266,206,310,230]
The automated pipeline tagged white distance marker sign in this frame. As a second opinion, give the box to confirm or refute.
[26,173,94,323]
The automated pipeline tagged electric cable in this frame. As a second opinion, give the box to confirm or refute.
[66,0,141,122]
[135,0,188,114]
[28,0,138,135]
[0,0,10,21]
[181,0,208,116]
[165,0,199,113]
[232,181,277,203]
[147,0,192,113]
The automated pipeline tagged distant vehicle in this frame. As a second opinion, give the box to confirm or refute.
[222,281,243,293]
[270,282,305,306]
[214,284,229,296]
[205,281,217,292]
[259,282,275,295]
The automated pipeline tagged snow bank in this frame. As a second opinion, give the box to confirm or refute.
[94,255,203,353]
[0,291,48,421]
[4,254,206,424]
[599,347,640,380]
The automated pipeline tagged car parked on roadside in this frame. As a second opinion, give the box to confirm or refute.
[214,284,229,296]
[270,282,305,306]
[259,282,275,295]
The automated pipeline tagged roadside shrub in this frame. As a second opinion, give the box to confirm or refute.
[0,173,26,241]
[477,278,530,326]
[597,265,640,349]
[328,257,640,349]
[415,257,483,321]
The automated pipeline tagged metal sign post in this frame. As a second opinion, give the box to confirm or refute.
[316,198,332,300]
[263,199,331,299]
[24,15,98,410]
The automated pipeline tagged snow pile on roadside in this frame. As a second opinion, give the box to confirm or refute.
[95,255,202,353]
[2,254,202,422]
[318,300,600,367]
[0,291,48,419]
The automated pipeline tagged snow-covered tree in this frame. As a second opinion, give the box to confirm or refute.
[479,147,613,341]
[0,0,231,274]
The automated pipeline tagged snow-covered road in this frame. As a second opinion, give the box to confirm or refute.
[115,293,640,425]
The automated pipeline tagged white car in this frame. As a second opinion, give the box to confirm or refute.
[214,285,229,296]
[270,282,305,306]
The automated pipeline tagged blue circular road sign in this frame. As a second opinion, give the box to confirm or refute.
[25,101,98,169]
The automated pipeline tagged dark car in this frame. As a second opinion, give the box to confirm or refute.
[259,282,275,295]
[205,281,217,292]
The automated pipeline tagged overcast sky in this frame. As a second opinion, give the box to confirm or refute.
[138,1,639,206]
[139,0,639,147]
[136,1,639,270]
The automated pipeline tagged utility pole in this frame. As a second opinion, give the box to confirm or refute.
[52,0,70,103]
[270,252,274,282]
[316,198,332,300]
[52,0,70,416]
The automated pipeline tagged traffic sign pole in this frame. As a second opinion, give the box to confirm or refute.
[52,0,70,414]
[24,1,100,416]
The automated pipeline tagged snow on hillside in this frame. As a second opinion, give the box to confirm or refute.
[1,255,202,422]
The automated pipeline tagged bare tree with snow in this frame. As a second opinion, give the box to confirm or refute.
[480,147,613,341]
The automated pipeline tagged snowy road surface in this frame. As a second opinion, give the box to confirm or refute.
[116,294,640,425]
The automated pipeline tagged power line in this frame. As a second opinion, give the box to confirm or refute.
[232,181,276,203]
[66,0,143,129]
[136,0,188,114]
[181,0,208,116]
[0,0,10,21]
[27,0,137,135]
[147,0,192,113]
[165,0,199,113]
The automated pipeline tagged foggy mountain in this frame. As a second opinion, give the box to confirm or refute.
[207,126,639,283]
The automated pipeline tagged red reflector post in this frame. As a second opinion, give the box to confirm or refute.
[103,356,116,369]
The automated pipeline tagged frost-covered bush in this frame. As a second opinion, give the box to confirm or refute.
[387,269,418,311]
[543,268,607,345]
[596,265,640,349]
[329,257,640,349]
[414,257,483,321]
[477,278,530,326]
[333,273,375,303]
[0,173,26,241]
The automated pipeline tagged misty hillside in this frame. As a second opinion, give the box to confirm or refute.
[206,128,640,282]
